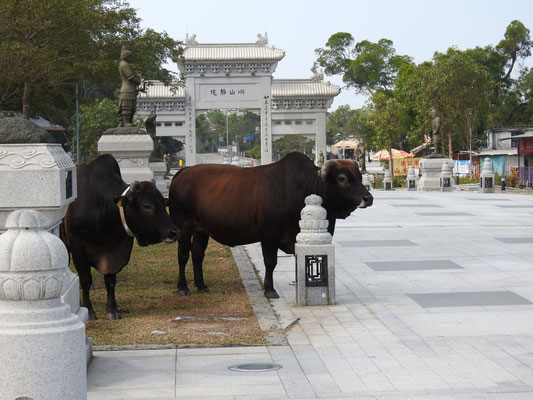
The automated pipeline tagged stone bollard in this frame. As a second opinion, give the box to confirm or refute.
[480,157,495,193]
[0,142,91,365]
[383,170,393,190]
[440,160,453,192]
[362,173,372,191]
[295,195,335,305]
[406,165,418,191]
[149,161,168,195]
[0,209,87,400]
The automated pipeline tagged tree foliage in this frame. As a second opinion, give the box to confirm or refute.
[0,0,182,123]
[314,33,412,93]
[69,97,118,162]
[318,20,531,158]
[272,135,315,160]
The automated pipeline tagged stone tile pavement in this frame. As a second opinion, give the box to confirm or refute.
[88,190,533,399]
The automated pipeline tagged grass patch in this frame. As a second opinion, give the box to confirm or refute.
[76,241,265,346]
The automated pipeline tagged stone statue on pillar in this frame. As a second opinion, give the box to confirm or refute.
[426,108,445,158]
[118,46,142,127]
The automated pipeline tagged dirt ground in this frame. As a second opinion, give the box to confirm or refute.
[76,241,266,346]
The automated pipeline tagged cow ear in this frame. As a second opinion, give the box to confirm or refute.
[320,160,337,181]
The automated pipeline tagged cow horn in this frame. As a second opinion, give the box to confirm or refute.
[320,160,337,181]
[130,180,141,192]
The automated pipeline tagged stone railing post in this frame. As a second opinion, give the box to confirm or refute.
[383,169,393,190]
[440,160,453,192]
[480,157,495,193]
[0,209,87,400]
[362,173,372,191]
[295,195,335,305]
[406,165,418,191]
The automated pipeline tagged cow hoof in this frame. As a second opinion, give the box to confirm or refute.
[264,290,279,299]
[177,288,191,296]
[197,286,210,293]
[106,312,122,320]
[88,310,98,320]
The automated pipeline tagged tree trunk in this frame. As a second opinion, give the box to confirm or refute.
[22,79,32,119]
[448,130,453,158]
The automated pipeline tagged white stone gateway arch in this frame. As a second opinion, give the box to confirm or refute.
[137,34,340,166]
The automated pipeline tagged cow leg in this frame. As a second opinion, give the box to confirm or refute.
[72,249,97,320]
[192,231,209,293]
[104,274,122,320]
[261,242,280,299]
[177,228,193,296]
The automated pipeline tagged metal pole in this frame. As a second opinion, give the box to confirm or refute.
[75,83,79,164]
[226,110,230,157]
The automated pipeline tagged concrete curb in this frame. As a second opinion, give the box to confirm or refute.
[231,246,288,346]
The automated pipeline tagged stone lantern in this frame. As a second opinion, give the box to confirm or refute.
[0,143,76,235]
[480,157,495,193]
[294,195,335,305]
[0,209,87,400]
[383,170,393,190]
[440,160,453,192]
[406,165,418,191]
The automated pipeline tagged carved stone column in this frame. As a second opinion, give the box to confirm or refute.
[295,195,335,305]
[0,209,87,400]
[98,132,154,183]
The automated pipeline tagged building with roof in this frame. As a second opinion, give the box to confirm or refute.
[137,34,340,166]
[481,126,533,186]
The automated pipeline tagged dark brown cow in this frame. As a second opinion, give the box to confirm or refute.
[61,154,178,320]
[169,152,372,299]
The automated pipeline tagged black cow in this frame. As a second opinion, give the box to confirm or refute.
[61,154,178,320]
[168,152,372,299]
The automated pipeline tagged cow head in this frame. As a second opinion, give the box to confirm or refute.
[320,160,373,219]
[115,181,179,246]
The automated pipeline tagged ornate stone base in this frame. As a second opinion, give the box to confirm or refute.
[418,158,454,191]
[98,134,154,183]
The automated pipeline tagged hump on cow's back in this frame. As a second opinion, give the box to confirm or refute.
[279,152,316,169]
[86,154,123,181]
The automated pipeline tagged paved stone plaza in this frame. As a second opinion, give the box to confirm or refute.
[88,190,533,399]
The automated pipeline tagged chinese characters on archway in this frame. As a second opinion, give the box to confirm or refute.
[263,95,270,153]
[208,88,246,96]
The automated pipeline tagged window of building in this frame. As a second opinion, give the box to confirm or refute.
[511,131,523,148]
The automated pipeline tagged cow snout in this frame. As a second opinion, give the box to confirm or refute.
[164,227,179,243]
[357,193,374,208]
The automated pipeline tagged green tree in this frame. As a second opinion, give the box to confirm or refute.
[314,33,412,93]
[0,0,182,122]
[497,20,532,81]
[69,98,118,162]
[398,49,492,157]
[326,105,357,144]
[366,91,404,177]
[272,135,315,160]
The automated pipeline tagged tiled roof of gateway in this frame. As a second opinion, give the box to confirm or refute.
[138,81,184,99]
[184,44,285,62]
[272,79,341,97]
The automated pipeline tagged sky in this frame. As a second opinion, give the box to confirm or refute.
[128,0,533,110]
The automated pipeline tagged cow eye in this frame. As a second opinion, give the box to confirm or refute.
[142,203,154,211]
[338,176,346,183]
